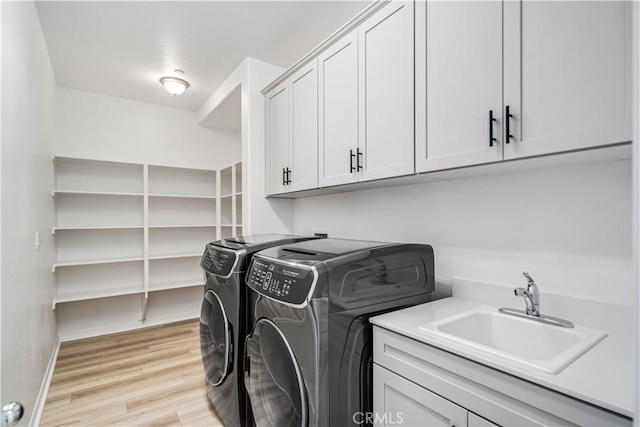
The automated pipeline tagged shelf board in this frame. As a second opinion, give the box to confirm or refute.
[52,156,142,167]
[147,164,216,173]
[220,224,233,228]
[220,194,234,199]
[148,253,202,261]
[53,286,144,309]
[148,280,204,292]
[148,193,216,200]
[52,190,144,197]
[148,224,217,229]
[52,256,144,272]
[52,226,144,234]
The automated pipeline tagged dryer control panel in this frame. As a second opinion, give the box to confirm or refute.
[201,246,237,277]
[247,258,316,307]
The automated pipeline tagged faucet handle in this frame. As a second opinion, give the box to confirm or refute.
[521,272,540,314]
[514,287,527,296]
[523,272,539,294]
[523,272,535,284]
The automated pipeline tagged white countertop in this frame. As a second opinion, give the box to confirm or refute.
[370,279,635,418]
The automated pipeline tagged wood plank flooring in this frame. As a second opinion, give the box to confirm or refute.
[41,319,223,427]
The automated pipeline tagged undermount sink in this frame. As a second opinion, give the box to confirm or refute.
[418,306,607,374]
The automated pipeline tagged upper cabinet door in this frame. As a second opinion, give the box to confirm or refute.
[289,60,318,192]
[358,0,415,182]
[503,1,632,159]
[265,83,290,196]
[416,1,503,173]
[318,31,359,187]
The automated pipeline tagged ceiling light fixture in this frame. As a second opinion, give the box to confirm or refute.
[159,70,190,96]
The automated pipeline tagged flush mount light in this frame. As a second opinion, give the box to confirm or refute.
[159,71,190,96]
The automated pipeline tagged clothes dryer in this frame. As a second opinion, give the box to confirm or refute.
[243,238,435,427]
[199,234,317,427]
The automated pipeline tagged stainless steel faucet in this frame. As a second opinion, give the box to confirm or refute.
[499,272,574,328]
[514,272,540,316]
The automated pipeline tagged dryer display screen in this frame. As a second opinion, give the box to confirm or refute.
[200,247,237,277]
[247,258,316,306]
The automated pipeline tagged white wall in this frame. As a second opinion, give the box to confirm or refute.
[294,159,633,307]
[632,1,639,421]
[198,58,294,235]
[55,87,240,170]
[1,2,58,424]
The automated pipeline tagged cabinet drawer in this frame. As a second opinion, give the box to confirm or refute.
[373,327,630,427]
[468,412,498,427]
[374,364,467,427]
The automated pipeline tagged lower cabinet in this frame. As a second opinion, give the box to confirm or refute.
[374,364,495,427]
[373,326,631,427]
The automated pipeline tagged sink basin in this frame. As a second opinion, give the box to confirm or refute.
[419,306,607,374]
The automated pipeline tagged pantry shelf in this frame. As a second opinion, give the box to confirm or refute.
[53,286,145,309]
[52,256,144,272]
[51,157,242,337]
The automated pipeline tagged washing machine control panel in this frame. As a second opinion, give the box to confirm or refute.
[247,258,316,306]
[200,246,237,277]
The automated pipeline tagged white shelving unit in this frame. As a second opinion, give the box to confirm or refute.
[51,157,237,339]
[219,161,243,239]
[52,157,146,312]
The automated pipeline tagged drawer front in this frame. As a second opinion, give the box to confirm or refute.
[374,364,467,427]
[468,412,498,427]
[373,327,630,427]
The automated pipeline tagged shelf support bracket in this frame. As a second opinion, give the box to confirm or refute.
[139,292,149,321]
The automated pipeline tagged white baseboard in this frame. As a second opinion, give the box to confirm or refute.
[30,340,60,426]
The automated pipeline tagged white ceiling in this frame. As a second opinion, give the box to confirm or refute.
[36,1,371,112]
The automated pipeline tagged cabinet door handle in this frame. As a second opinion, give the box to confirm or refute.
[489,110,497,147]
[505,105,514,144]
[285,167,291,185]
[282,168,286,186]
[356,148,363,171]
[350,149,356,173]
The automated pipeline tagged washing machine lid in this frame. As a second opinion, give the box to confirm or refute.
[215,234,312,251]
[249,239,435,310]
[255,238,389,265]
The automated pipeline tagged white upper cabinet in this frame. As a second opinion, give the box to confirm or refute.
[319,31,359,187]
[417,0,631,173]
[416,1,503,172]
[267,0,630,194]
[290,60,319,192]
[319,0,415,187]
[503,1,632,159]
[358,0,415,182]
[265,60,319,195]
[265,82,290,195]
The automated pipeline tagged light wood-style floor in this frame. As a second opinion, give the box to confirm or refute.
[41,319,223,427]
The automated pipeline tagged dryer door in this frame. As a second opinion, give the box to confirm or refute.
[245,319,307,427]
[200,290,232,386]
